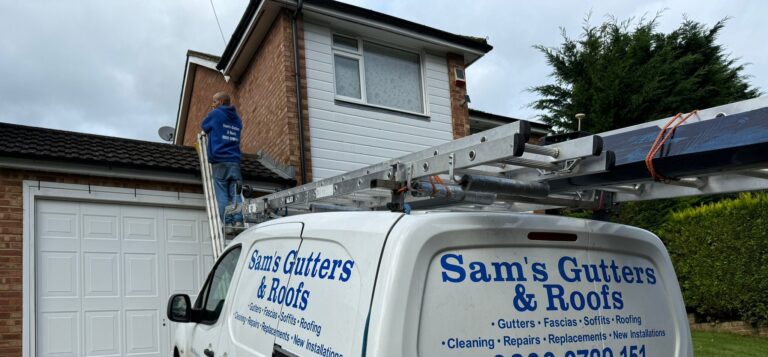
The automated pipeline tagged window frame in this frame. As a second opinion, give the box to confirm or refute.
[194,244,243,325]
[331,32,430,117]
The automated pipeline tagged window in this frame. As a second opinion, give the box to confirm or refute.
[196,246,242,323]
[332,34,425,114]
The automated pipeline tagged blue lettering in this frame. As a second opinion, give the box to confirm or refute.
[491,261,526,282]
[612,291,624,309]
[532,262,548,282]
[268,278,280,302]
[283,250,297,274]
[544,284,567,311]
[646,268,657,284]
[469,262,491,282]
[273,255,281,273]
[249,249,259,270]
[339,260,355,282]
[440,254,466,283]
[299,289,310,311]
[559,256,580,282]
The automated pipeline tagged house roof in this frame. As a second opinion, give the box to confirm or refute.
[218,0,493,72]
[468,108,551,136]
[0,121,294,184]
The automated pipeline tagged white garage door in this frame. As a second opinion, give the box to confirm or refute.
[35,200,214,357]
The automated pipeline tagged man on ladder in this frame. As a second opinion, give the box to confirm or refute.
[202,91,244,228]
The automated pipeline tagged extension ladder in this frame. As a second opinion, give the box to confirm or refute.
[237,97,768,224]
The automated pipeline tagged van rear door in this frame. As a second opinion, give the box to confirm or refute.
[366,213,692,357]
[272,212,404,357]
[220,222,304,356]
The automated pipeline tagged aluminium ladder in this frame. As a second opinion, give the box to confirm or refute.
[197,132,226,259]
[236,96,768,224]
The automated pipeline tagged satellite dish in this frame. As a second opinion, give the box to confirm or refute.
[158,126,175,142]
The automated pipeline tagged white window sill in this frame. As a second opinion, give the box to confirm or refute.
[334,96,431,119]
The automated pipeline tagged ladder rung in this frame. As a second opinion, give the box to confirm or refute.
[502,158,558,171]
[524,143,559,158]
[600,184,644,195]
[663,177,707,189]
[505,151,615,186]
[737,168,768,180]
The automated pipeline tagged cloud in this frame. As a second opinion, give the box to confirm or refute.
[0,0,764,141]
[0,0,249,141]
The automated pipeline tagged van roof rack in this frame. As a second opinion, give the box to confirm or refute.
[242,97,768,223]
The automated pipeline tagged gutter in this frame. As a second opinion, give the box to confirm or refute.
[291,0,308,184]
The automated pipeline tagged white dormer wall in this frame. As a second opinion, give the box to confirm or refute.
[304,21,454,181]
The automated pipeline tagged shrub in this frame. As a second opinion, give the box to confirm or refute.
[662,192,768,326]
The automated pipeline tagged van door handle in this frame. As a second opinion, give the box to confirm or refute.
[203,348,215,357]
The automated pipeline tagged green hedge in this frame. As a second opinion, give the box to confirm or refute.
[662,192,768,326]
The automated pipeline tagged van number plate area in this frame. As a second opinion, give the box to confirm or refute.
[418,248,679,357]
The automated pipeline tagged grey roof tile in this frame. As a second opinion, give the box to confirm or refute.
[0,121,293,184]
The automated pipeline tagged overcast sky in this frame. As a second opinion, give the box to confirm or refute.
[1,0,765,142]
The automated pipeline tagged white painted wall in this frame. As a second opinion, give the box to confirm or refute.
[303,21,454,180]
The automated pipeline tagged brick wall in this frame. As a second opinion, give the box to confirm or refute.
[447,53,471,139]
[182,66,238,147]
[0,168,201,356]
[183,11,311,183]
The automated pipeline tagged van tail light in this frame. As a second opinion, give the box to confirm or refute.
[527,232,578,242]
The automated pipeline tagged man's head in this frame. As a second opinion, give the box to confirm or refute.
[212,92,232,109]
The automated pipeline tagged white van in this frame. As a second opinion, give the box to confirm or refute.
[167,211,692,357]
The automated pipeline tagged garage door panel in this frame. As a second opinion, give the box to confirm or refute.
[37,200,211,357]
[84,310,121,356]
[82,214,118,240]
[122,206,159,242]
[39,311,80,356]
[125,309,160,355]
[37,201,79,241]
[81,203,119,241]
[123,253,158,297]
[203,254,214,279]
[37,206,79,255]
[168,254,200,295]
[38,213,78,239]
[83,252,119,298]
[38,251,79,299]
[166,218,198,243]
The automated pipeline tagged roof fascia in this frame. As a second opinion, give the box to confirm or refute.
[173,59,194,145]
[174,55,226,145]
[222,0,279,80]
[296,1,487,60]
[221,0,490,78]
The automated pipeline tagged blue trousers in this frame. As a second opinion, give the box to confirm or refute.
[211,162,243,224]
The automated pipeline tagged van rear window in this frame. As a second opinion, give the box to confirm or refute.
[418,247,677,357]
